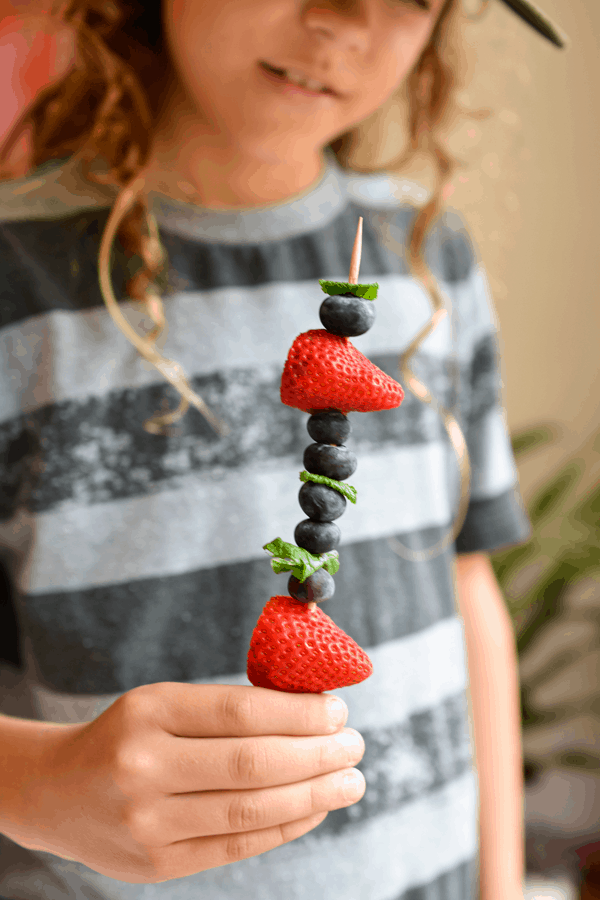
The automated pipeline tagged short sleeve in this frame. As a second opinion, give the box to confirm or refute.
[453,263,531,554]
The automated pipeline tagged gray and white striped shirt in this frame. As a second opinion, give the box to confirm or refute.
[0,154,529,900]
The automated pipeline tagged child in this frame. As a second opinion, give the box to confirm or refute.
[0,1,567,899]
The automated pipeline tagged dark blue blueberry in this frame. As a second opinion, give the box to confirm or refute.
[288,568,336,604]
[294,519,340,554]
[319,292,376,337]
[307,410,351,445]
[304,443,357,481]
[299,481,346,522]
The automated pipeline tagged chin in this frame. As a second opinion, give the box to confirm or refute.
[232,129,317,163]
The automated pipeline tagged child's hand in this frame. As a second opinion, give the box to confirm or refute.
[5,683,365,883]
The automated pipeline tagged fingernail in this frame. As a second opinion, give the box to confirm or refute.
[326,696,348,725]
[343,769,365,789]
[334,728,362,748]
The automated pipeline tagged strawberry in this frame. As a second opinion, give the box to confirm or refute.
[280,329,404,414]
[247,595,373,693]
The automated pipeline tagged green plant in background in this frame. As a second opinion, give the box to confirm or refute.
[490,425,600,763]
[492,424,600,650]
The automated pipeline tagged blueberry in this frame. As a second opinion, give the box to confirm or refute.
[319,292,376,337]
[299,481,346,522]
[304,443,357,481]
[288,568,335,603]
[294,519,340,554]
[307,410,351,445]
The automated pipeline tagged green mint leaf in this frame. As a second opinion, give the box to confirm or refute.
[320,551,340,576]
[319,280,378,300]
[299,471,357,504]
[263,538,339,583]
[263,537,294,558]
[270,557,297,576]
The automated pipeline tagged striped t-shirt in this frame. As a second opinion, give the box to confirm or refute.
[0,153,529,900]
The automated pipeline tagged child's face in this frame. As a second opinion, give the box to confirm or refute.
[164,0,447,160]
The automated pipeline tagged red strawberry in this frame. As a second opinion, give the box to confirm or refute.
[247,595,373,693]
[280,329,404,414]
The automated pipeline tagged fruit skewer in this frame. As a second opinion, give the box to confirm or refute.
[289,218,365,613]
[247,219,405,694]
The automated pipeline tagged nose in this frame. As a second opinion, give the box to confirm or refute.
[303,1,370,55]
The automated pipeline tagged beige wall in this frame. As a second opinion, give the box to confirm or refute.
[455,0,600,494]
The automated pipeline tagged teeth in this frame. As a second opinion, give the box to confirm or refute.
[275,65,328,93]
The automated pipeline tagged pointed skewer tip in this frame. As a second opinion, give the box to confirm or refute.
[348,217,363,285]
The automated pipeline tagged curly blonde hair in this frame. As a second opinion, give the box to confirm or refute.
[0,0,492,549]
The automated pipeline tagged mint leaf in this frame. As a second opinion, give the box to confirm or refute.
[319,280,378,300]
[299,471,357,504]
[320,554,340,576]
[263,538,340,582]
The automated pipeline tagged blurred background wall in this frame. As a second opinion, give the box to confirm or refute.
[456,0,599,484]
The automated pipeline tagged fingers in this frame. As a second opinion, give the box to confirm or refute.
[130,768,366,846]
[150,812,330,881]
[154,728,365,793]
[130,683,348,739]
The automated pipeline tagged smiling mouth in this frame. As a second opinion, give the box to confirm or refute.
[259,61,336,96]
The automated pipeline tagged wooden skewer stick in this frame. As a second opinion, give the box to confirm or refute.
[303,221,365,614]
[348,217,363,284]
[304,222,364,616]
